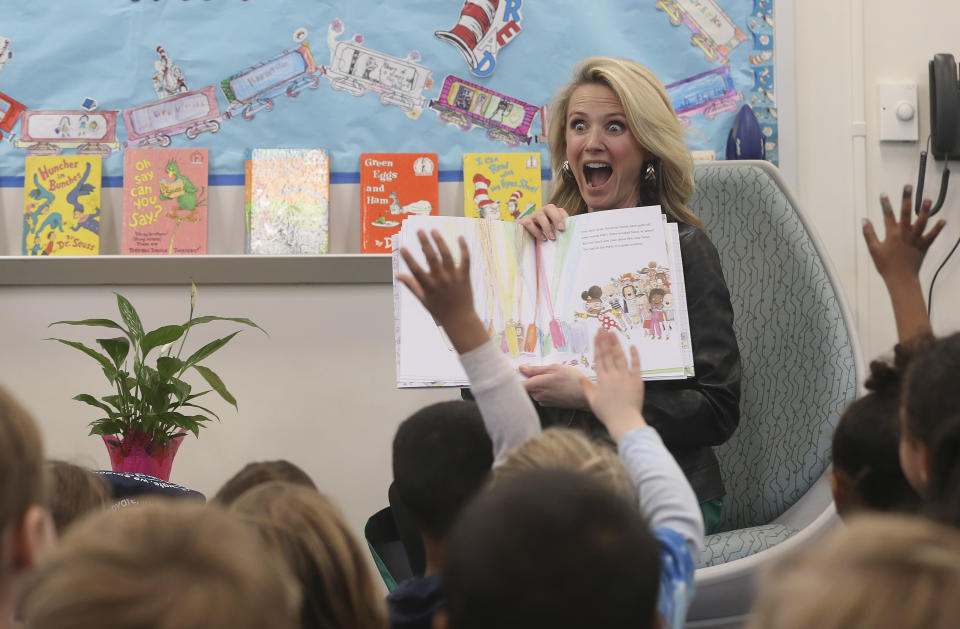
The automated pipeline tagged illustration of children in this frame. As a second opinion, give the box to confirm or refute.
[621,283,644,327]
[648,288,666,340]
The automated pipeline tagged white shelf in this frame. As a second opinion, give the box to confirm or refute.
[0,254,393,286]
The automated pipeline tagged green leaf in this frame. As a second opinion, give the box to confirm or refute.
[97,337,130,368]
[73,394,118,419]
[168,378,192,404]
[49,339,117,375]
[193,365,237,409]
[115,293,144,342]
[102,395,123,408]
[156,356,183,381]
[179,401,220,421]
[182,332,241,370]
[89,421,124,437]
[49,318,126,333]
[141,325,187,357]
[184,315,267,335]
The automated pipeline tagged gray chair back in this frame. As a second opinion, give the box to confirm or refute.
[691,162,859,531]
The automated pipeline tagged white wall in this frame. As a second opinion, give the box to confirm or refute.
[795,0,960,360]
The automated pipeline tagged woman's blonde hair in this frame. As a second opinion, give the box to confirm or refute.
[21,501,301,629]
[231,481,387,629]
[548,56,700,228]
[496,427,634,505]
[747,514,960,629]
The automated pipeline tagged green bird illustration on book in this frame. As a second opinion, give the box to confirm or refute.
[160,159,207,254]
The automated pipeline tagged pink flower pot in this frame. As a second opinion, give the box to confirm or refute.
[102,430,185,481]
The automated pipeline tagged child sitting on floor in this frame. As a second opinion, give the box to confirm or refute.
[747,513,960,629]
[387,401,494,629]
[20,501,301,629]
[231,481,386,629]
[830,353,920,517]
[213,459,317,506]
[397,230,703,629]
[439,468,662,629]
[0,385,54,629]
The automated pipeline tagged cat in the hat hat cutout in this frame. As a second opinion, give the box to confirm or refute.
[435,0,524,77]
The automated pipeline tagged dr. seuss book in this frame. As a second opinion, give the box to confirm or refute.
[22,156,101,256]
[361,153,439,254]
[463,152,541,221]
[245,148,329,255]
[393,206,693,387]
[122,148,208,255]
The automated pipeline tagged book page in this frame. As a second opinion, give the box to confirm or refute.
[536,206,687,379]
[393,215,536,386]
[665,222,695,376]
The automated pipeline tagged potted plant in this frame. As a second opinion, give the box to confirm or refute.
[49,284,263,481]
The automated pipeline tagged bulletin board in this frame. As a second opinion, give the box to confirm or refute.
[0,0,778,185]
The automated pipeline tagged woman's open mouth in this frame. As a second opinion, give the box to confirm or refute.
[584,162,613,188]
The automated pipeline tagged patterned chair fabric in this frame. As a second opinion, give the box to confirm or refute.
[699,523,800,567]
[690,163,858,535]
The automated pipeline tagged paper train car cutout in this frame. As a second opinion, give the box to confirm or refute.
[220,42,321,121]
[429,75,538,147]
[14,110,120,155]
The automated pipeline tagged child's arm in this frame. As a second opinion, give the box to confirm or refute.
[862,184,945,342]
[581,330,705,554]
[398,230,540,463]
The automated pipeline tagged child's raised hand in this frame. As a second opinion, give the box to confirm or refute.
[863,184,946,282]
[580,329,647,442]
[397,229,488,354]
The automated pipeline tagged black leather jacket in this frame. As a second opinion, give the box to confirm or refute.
[534,222,742,503]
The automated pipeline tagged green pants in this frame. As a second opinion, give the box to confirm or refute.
[700,498,724,535]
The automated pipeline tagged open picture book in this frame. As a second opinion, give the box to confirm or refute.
[393,205,694,387]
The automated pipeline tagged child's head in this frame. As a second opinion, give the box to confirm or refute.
[899,332,960,492]
[439,468,660,629]
[46,460,109,534]
[230,481,386,629]
[747,513,960,629]
[0,385,51,590]
[496,427,634,504]
[213,459,316,506]
[831,358,921,517]
[392,400,493,541]
[20,501,301,629]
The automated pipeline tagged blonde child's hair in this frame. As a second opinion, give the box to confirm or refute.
[548,56,701,228]
[497,427,635,504]
[231,481,387,629]
[20,501,301,629]
[0,385,46,570]
[747,514,960,629]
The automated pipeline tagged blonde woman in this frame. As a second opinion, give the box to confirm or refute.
[231,482,387,629]
[516,57,741,529]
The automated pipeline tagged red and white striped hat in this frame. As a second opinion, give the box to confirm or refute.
[473,173,496,212]
[435,0,500,61]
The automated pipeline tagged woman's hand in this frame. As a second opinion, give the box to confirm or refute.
[862,184,945,282]
[397,229,488,354]
[518,204,570,241]
[580,329,647,442]
[519,363,588,408]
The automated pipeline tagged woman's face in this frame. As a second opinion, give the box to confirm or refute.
[565,83,650,213]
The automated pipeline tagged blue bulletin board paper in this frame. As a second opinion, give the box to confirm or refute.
[0,0,777,184]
